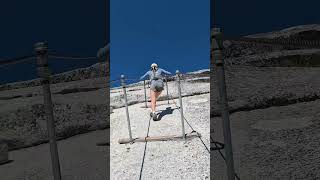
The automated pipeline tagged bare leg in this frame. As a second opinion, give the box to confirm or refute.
[150,90,162,112]
[155,91,162,100]
[150,90,156,112]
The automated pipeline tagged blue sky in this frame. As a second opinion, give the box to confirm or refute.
[2,0,319,84]
[0,0,106,84]
[110,0,210,83]
[213,0,320,36]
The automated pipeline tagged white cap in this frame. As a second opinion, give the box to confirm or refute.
[151,63,158,68]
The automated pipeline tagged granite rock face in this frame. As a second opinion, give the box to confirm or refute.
[0,55,110,150]
[0,141,8,164]
[0,62,109,91]
[211,25,320,179]
[218,24,320,66]
[0,102,108,150]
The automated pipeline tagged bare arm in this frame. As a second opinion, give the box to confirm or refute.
[159,68,172,76]
[140,71,150,80]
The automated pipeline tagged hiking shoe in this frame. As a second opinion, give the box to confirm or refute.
[152,113,158,121]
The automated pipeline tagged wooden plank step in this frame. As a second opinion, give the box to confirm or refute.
[118,131,201,144]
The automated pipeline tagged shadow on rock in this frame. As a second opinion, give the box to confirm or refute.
[157,107,178,121]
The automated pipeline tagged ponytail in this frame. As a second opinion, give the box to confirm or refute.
[151,66,158,71]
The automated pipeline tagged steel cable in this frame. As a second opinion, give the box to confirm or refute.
[166,77,210,153]
[0,55,36,68]
[108,78,120,84]
[138,116,152,180]
[224,37,320,49]
[169,74,240,180]
[48,51,102,62]
[48,55,98,60]
[119,73,239,179]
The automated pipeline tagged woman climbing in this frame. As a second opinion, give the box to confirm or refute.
[140,63,172,121]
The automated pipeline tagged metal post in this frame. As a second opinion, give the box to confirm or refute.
[165,77,169,105]
[143,80,148,108]
[34,42,61,180]
[212,28,236,180]
[176,70,186,140]
[121,75,133,142]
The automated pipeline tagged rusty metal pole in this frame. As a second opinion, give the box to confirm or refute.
[34,42,61,180]
[121,75,133,142]
[143,80,148,108]
[212,28,236,180]
[176,70,186,140]
[165,77,169,105]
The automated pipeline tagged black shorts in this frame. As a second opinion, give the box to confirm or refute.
[150,79,164,92]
